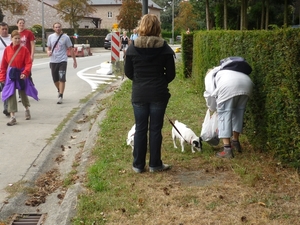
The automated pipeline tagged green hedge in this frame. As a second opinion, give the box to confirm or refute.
[181,33,194,78]
[190,29,300,168]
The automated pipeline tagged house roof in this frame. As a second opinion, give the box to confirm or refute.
[90,0,162,9]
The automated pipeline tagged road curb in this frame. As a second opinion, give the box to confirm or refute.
[0,75,125,223]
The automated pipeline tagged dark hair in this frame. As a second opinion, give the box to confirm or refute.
[17,18,25,24]
[0,22,8,27]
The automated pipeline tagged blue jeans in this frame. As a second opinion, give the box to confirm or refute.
[217,95,249,138]
[132,101,168,169]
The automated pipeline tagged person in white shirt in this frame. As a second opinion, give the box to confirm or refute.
[0,22,11,116]
[204,60,254,159]
[47,22,77,104]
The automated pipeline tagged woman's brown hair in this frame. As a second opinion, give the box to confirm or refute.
[11,30,20,38]
[138,14,161,37]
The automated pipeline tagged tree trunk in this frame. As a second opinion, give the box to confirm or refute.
[206,0,210,30]
[260,0,265,29]
[265,0,269,30]
[284,0,287,27]
[240,0,245,30]
[224,0,227,30]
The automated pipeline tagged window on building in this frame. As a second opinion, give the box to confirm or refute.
[108,12,112,18]
[85,26,89,28]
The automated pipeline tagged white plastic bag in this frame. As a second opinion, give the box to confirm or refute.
[200,109,220,146]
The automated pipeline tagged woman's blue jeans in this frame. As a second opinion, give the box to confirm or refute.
[132,101,168,170]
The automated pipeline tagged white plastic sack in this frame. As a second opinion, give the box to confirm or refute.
[200,109,220,146]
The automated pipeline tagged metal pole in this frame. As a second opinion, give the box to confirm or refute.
[142,0,148,15]
[172,0,174,45]
[42,0,45,52]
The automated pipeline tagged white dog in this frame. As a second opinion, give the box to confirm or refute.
[172,120,202,153]
[127,124,135,151]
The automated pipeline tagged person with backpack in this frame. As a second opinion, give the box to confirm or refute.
[0,30,38,126]
[204,57,254,158]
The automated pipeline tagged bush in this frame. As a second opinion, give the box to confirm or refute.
[188,29,300,168]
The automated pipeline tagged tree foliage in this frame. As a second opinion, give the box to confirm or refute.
[153,0,181,30]
[155,0,300,31]
[174,1,198,32]
[55,0,96,29]
[0,0,29,22]
[117,0,142,31]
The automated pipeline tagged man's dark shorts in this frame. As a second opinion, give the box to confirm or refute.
[50,61,67,82]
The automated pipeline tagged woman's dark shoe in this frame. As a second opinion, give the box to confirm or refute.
[149,164,171,173]
[132,166,145,173]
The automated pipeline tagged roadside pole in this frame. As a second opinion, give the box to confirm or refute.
[111,23,120,62]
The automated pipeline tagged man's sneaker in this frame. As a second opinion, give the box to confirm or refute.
[149,164,171,173]
[7,117,16,126]
[57,96,63,104]
[216,147,234,159]
[231,140,242,153]
[25,109,31,120]
[3,109,10,117]
[132,166,145,173]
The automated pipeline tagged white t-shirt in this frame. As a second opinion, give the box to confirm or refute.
[47,33,73,63]
[0,35,11,63]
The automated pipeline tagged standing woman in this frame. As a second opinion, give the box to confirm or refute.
[121,31,129,58]
[16,18,35,103]
[0,30,38,126]
[125,14,176,173]
[17,18,35,62]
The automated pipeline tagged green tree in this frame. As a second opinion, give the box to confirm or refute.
[174,1,198,32]
[55,0,96,29]
[153,0,180,31]
[117,0,142,31]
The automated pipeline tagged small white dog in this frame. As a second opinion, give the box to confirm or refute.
[172,120,202,153]
[127,124,135,151]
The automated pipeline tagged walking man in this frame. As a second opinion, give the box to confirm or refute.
[0,22,11,116]
[47,22,77,104]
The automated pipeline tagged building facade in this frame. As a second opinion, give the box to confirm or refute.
[2,0,162,30]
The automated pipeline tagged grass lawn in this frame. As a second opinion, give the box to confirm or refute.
[71,61,300,225]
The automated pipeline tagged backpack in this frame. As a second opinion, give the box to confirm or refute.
[219,56,252,75]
